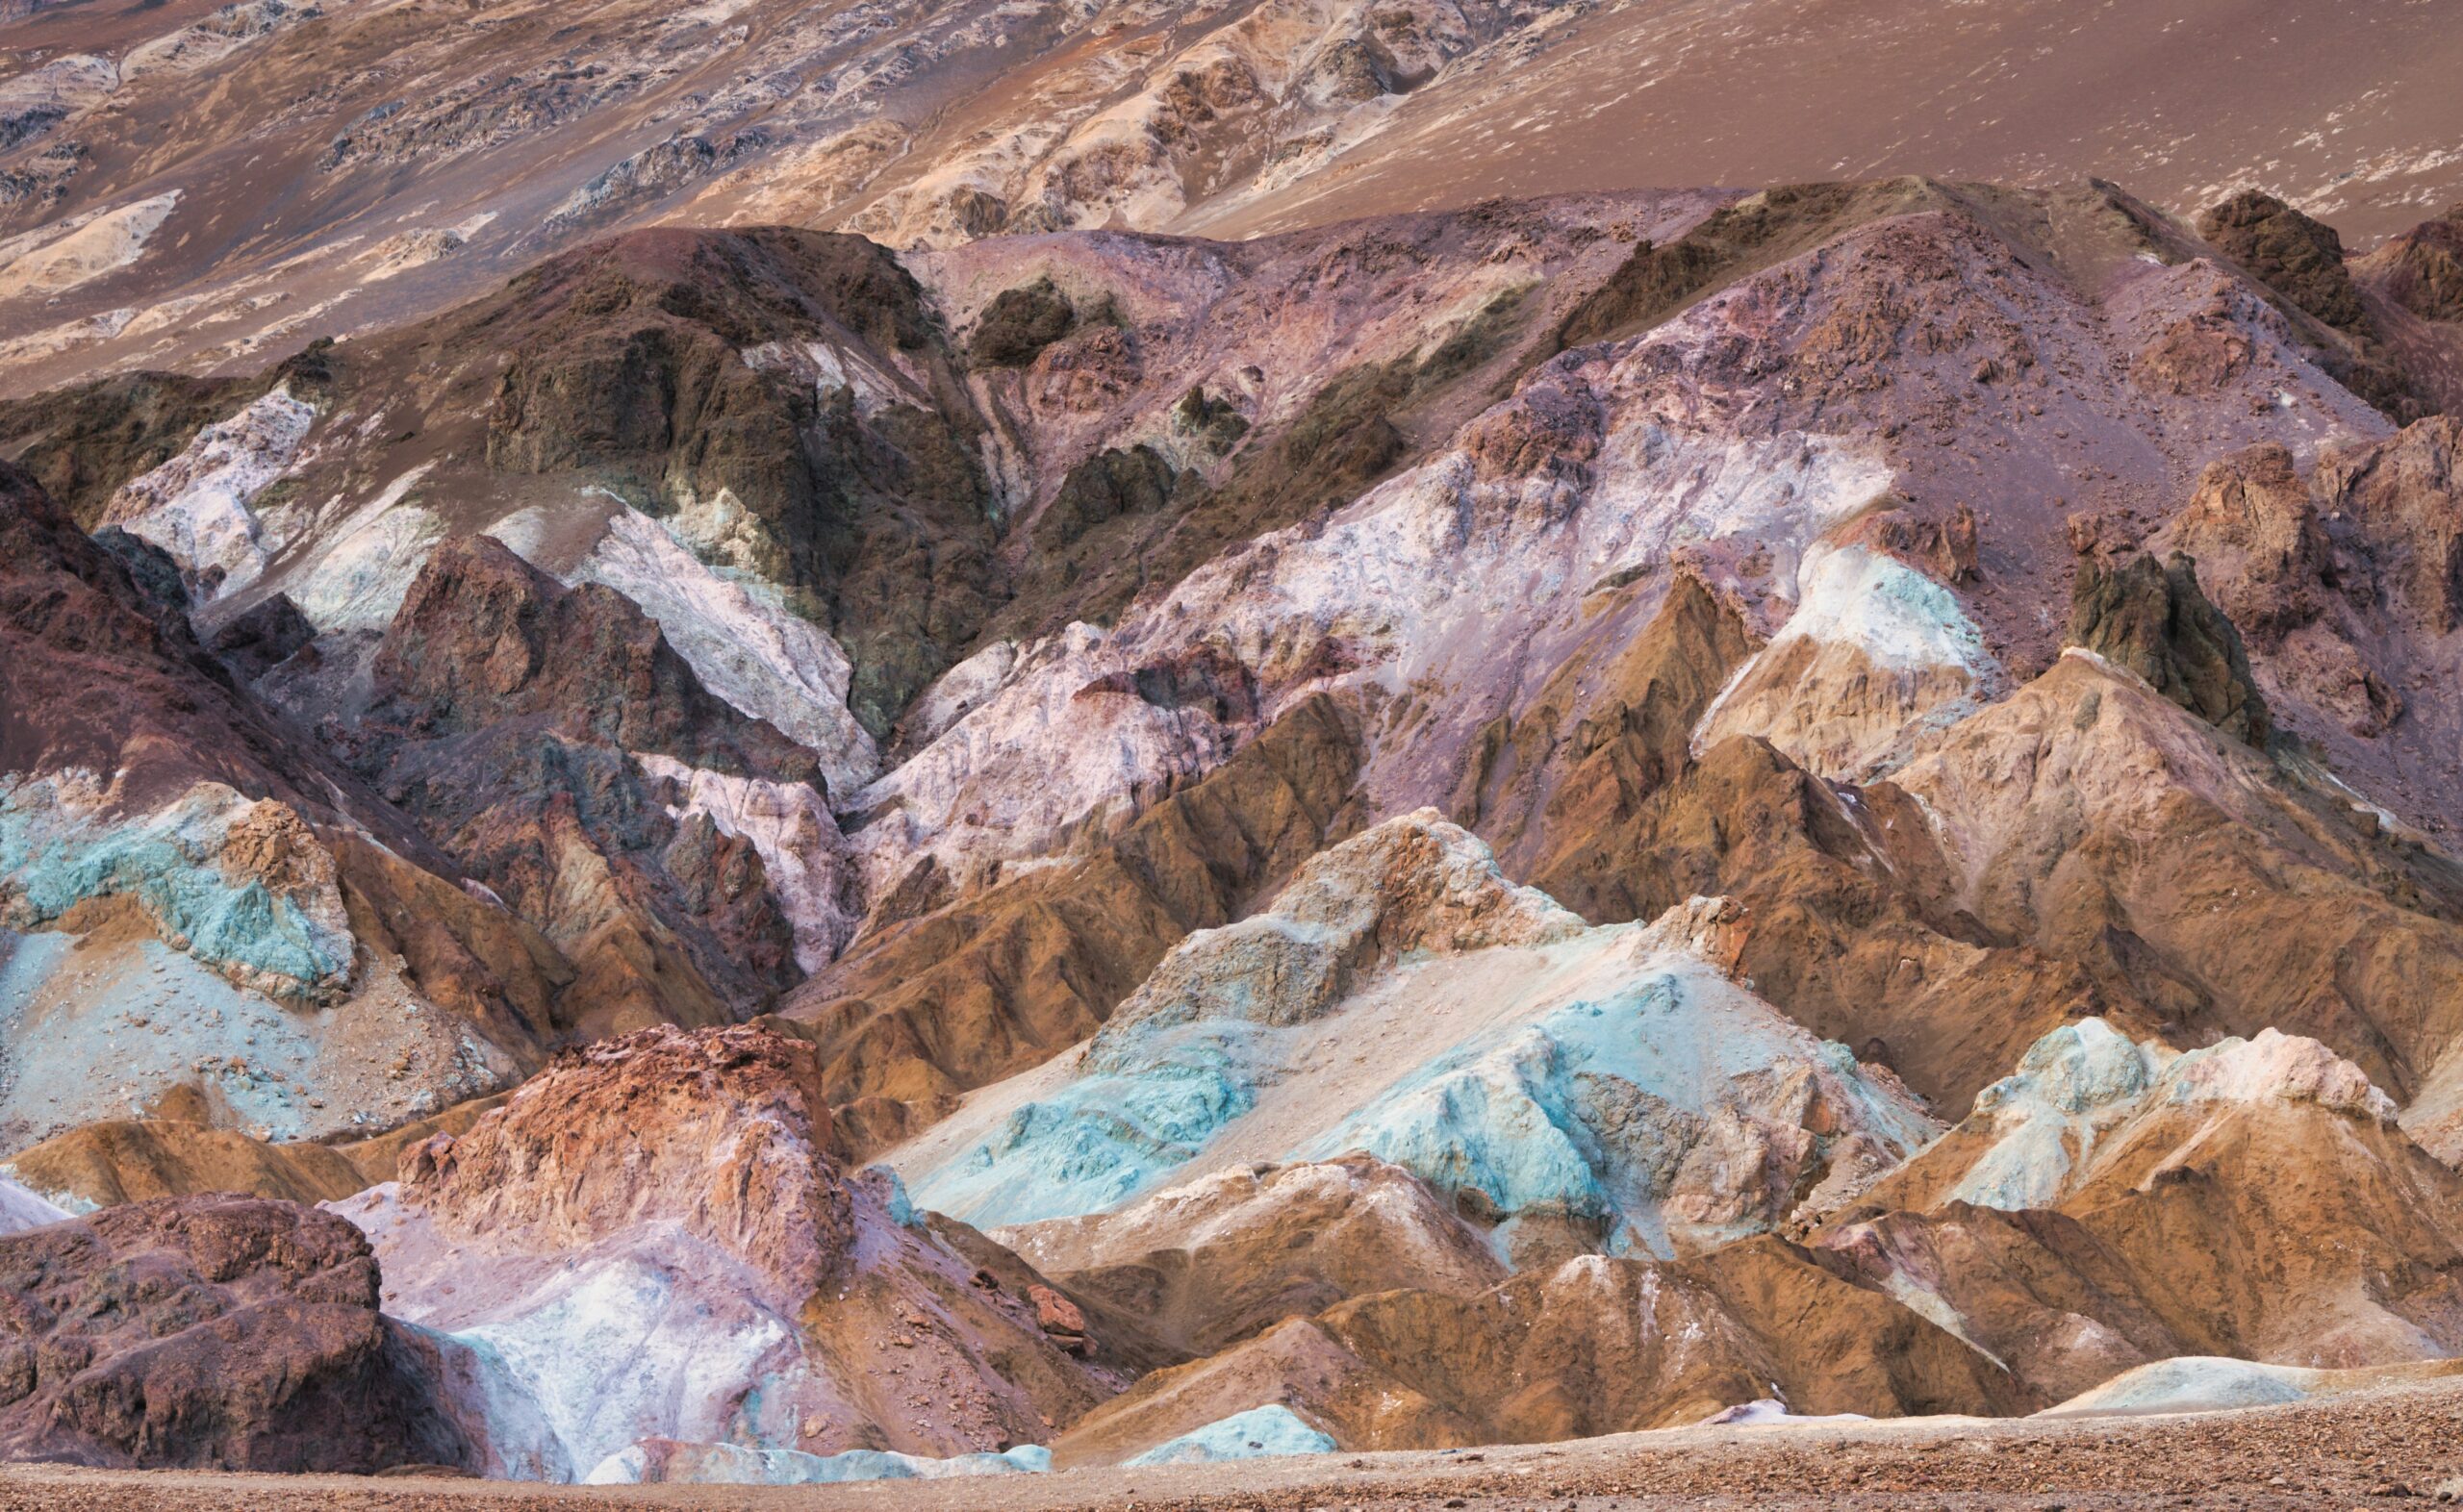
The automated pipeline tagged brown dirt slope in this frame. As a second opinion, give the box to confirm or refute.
[0,1122,364,1211]
[1053,1236,2025,1463]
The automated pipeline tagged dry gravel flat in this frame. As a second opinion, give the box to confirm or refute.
[6,1375,2462,1512]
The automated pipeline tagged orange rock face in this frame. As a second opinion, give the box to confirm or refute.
[396,1024,856,1296]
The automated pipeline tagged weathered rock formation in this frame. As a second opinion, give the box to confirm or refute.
[1816,1020,2463,1401]
[2365,203,2463,324]
[1887,652,2463,1131]
[780,692,1363,1154]
[345,533,827,1028]
[2197,190,2374,339]
[0,1121,363,1211]
[3,167,2463,1481]
[894,815,1939,1267]
[1000,1155,1510,1357]
[0,1194,467,1471]
[2196,189,2423,419]
[336,1024,1117,1481]
[2065,553,2272,746]
[1053,1239,2024,1462]
[0,461,575,1147]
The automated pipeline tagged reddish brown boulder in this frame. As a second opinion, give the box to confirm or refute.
[2150,443,2334,650]
[2197,190,2371,337]
[2367,203,2463,323]
[0,1195,465,1472]
[1028,1283,1095,1355]
[2130,298,2259,395]
[1837,500,1981,585]
[1029,1283,1088,1336]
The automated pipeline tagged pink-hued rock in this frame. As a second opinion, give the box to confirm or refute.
[334,1024,1120,1481]
[390,1023,855,1294]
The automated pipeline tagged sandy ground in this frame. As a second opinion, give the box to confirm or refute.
[7,1374,2461,1511]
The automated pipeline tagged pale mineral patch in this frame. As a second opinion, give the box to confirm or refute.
[1692,542,2000,780]
[106,386,317,602]
[565,508,876,792]
[633,753,855,970]
[1121,1404,1334,1465]
[898,814,1935,1257]
[0,192,178,300]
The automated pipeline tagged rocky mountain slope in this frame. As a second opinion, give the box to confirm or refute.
[4,157,2463,1487]
[3,0,2460,399]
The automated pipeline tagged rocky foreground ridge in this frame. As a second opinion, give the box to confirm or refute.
[1,177,2463,1480]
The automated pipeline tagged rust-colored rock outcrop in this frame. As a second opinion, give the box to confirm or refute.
[370,535,817,780]
[2365,203,2463,324]
[394,1024,854,1292]
[2196,189,2425,419]
[0,1195,466,1472]
[2319,416,2463,634]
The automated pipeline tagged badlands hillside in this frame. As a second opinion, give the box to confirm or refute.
[2,0,2463,1504]
[2,0,2462,389]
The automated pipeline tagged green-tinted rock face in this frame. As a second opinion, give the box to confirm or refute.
[0,774,354,1000]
